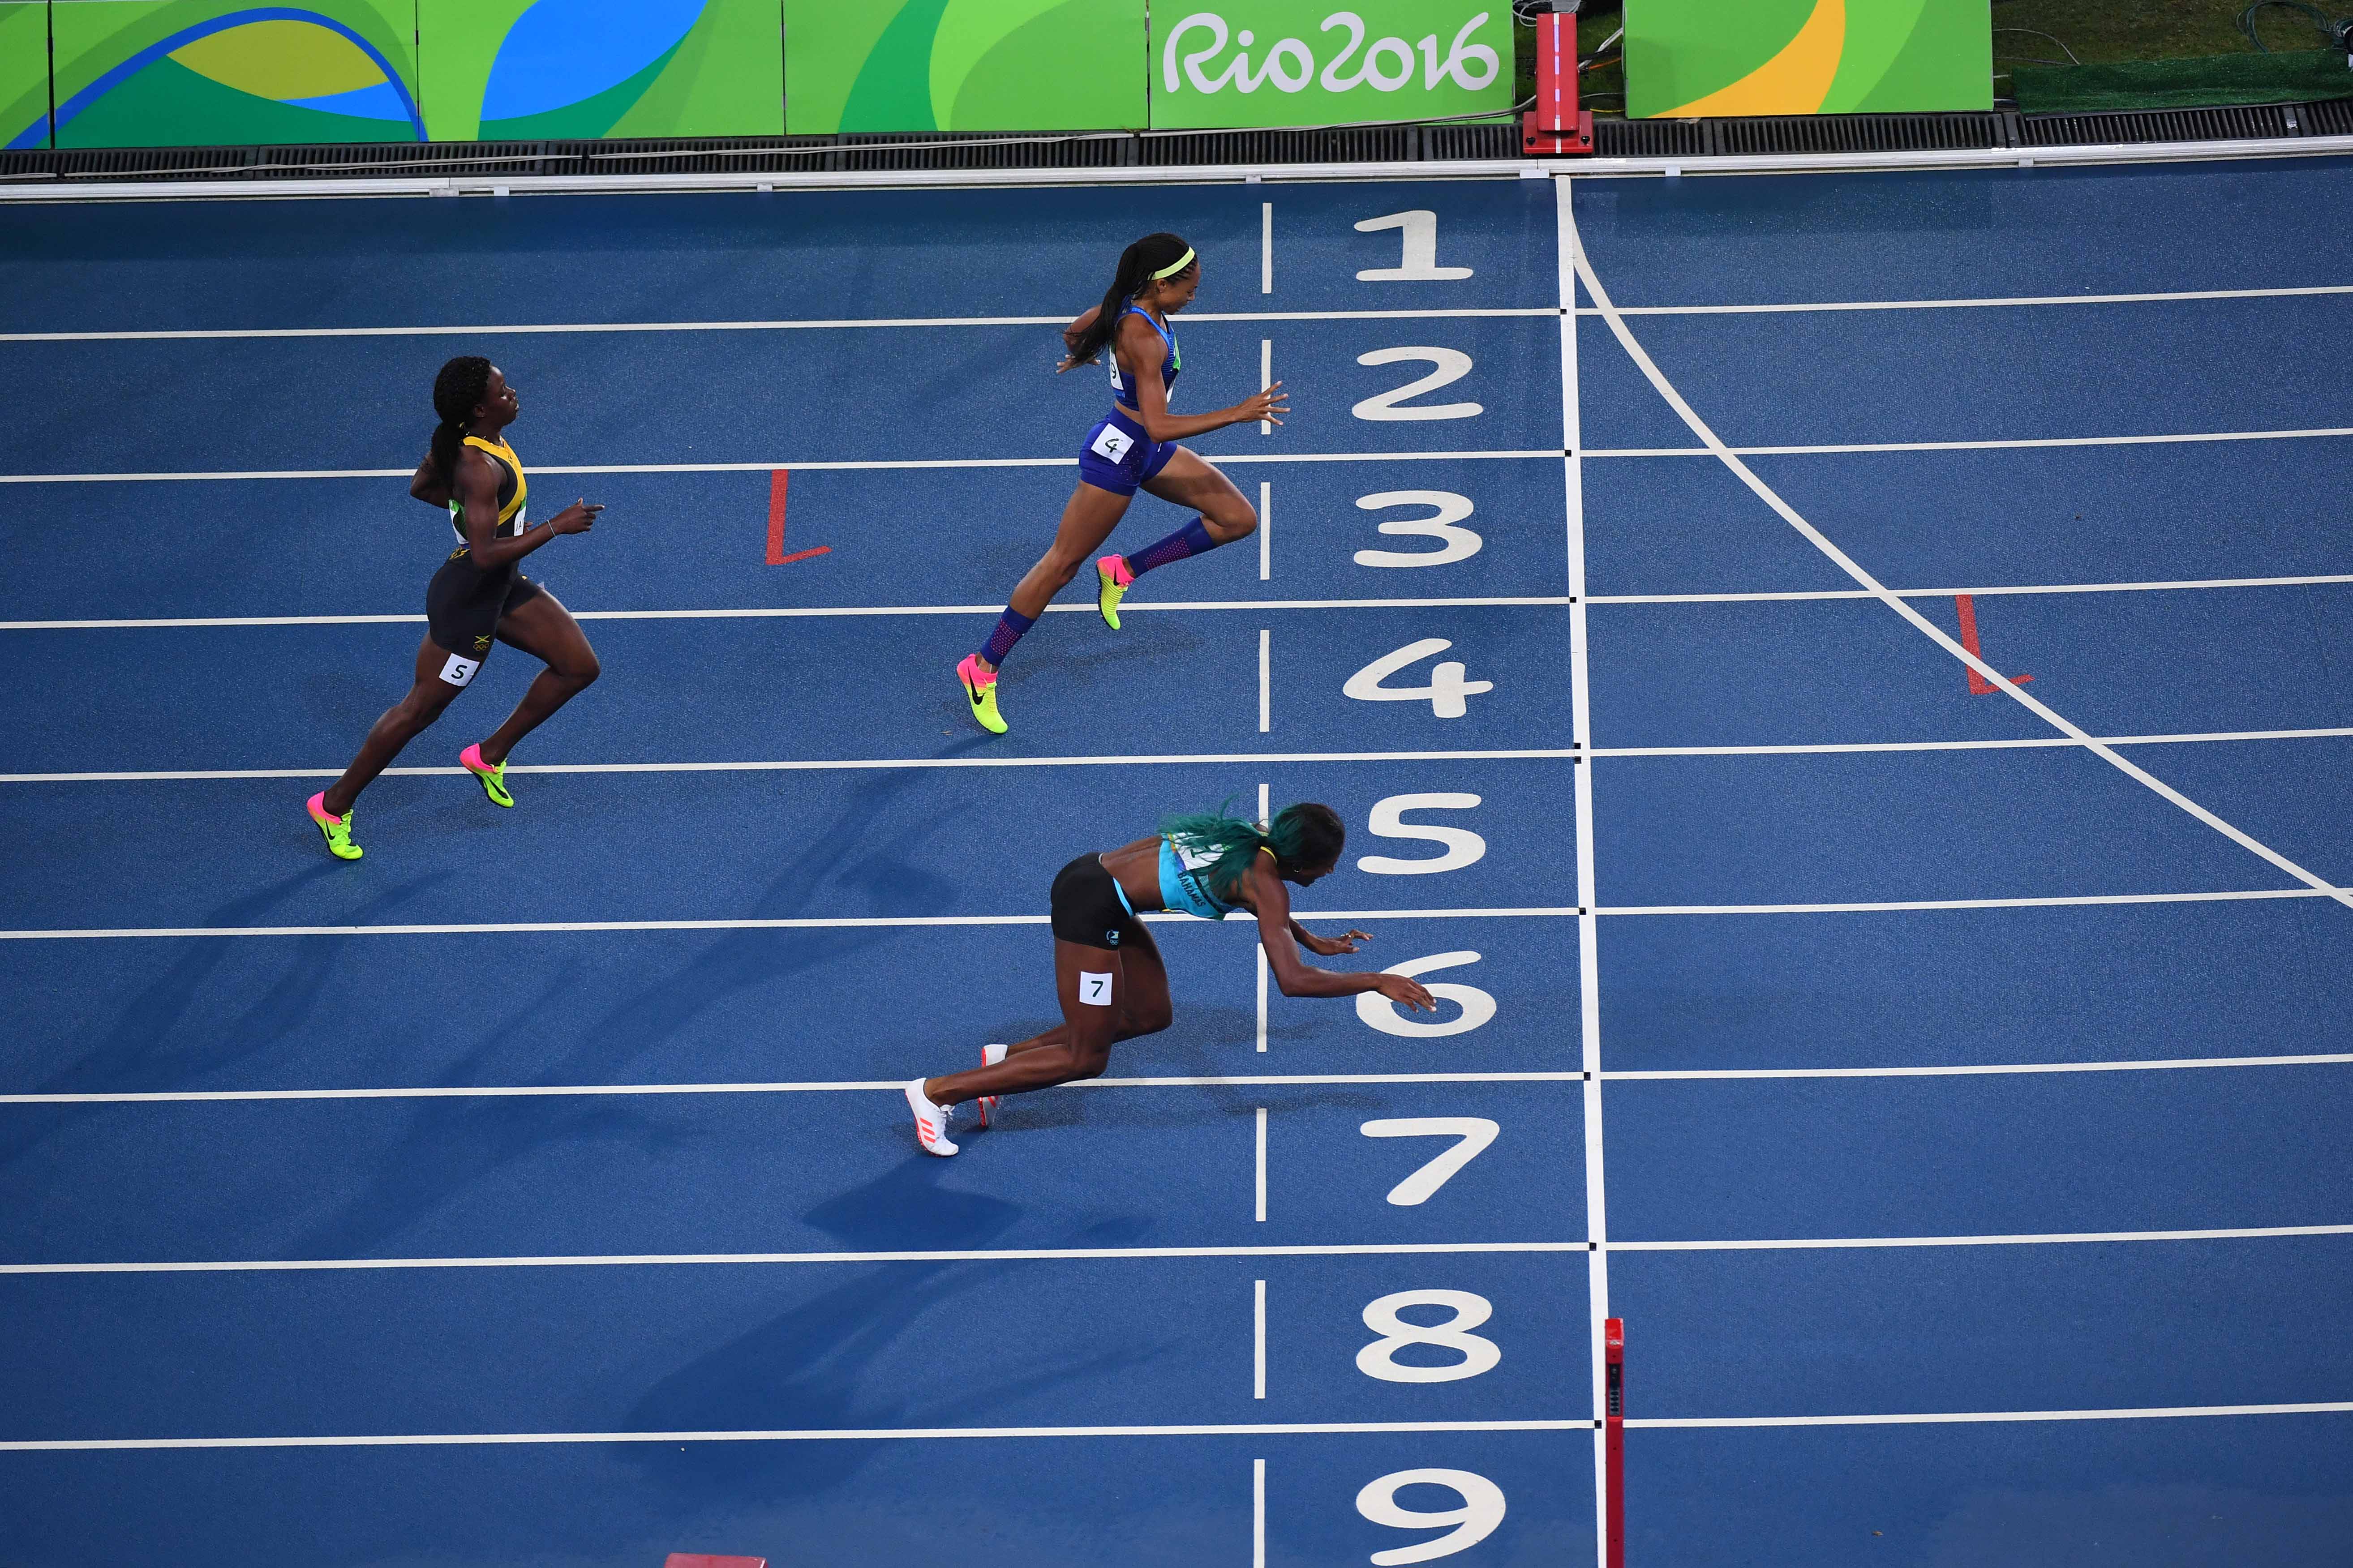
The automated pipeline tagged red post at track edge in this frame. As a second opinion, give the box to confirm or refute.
[1605,1315,1624,1568]
[1523,9,1594,155]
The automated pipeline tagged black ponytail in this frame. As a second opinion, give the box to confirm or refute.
[1067,232,1195,366]
[427,355,493,486]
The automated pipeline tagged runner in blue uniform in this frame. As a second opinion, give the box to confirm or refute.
[956,231,1289,733]
[903,802,1436,1155]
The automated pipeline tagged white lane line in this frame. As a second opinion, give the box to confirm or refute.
[1577,283,2353,317]
[0,450,1562,485]
[1254,1107,1269,1223]
[1570,216,2353,915]
[1258,482,1272,581]
[1590,573,2353,604]
[18,725,2353,786]
[1606,888,2333,916]
[0,307,1554,345]
[0,746,1585,784]
[10,1054,2344,1106]
[1609,1053,2353,1081]
[1258,629,1272,732]
[8,888,2345,940]
[0,1072,1595,1106]
[0,594,1580,631]
[1594,727,2353,759]
[12,1224,2343,1278]
[0,1242,1597,1276]
[0,1419,1595,1453]
[1253,1281,1268,1400]
[0,908,1581,941]
[13,574,2349,632]
[1253,1458,1267,1567]
[1259,338,1273,434]
[1615,1223,2353,1251]
[1260,203,1274,294]
[1558,173,1612,1562]
[1629,1402,2353,1430]
[1585,426,2353,458]
[5,1406,2338,1452]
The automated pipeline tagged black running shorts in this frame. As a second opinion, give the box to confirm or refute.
[425,548,544,685]
[1049,853,1139,951]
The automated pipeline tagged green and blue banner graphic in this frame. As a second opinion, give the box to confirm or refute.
[1,4,51,148]
[784,0,1146,135]
[1624,0,1992,119]
[782,0,1511,134]
[9,0,782,150]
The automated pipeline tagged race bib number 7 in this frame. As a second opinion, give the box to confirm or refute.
[1079,972,1114,1007]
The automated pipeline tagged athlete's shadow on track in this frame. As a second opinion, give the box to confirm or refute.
[0,865,447,1178]
[621,1157,1168,1500]
[279,773,961,1258]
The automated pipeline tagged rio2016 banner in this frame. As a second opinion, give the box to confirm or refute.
[1626,0,1991,119]
[9,0,783,151]
[783,0,1510,133]
[1151,3,1507,129]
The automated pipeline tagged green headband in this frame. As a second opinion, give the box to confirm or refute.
[1151,247,1196,279]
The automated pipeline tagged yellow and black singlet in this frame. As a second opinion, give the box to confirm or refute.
[447,434,530,550]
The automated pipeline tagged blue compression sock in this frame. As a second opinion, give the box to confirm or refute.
[1125,516,1218,578]
[978,607,1035,666]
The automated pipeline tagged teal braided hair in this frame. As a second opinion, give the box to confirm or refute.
[1159,800,1346,898]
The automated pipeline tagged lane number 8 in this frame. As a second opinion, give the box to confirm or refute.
[1356,1289,1500,1384]
[1356,1468,1508,1564]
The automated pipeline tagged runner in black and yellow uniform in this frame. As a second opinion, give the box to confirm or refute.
[307,356,604,860]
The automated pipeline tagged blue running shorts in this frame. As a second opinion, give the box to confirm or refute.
[1076,407,1177,497]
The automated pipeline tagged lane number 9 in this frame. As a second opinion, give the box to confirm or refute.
[1356,1468,1508,1564]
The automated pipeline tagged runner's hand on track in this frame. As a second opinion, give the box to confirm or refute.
[1235,381,1288,426]
[1301,928,1374,956]
[1373,972,1438,1012]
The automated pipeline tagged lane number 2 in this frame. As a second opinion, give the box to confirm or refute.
[1361,1117,1500,1205]
[1353,492,1481,568]
[1353,349,1481,422]
[1357,1469,1507,1564]
[1344,639,1493,719]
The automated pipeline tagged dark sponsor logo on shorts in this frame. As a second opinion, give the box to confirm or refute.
[1106,930,1121,947]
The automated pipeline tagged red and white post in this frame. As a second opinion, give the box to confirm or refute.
[1524,5,1595,155]
[1604,1315,1625,1567]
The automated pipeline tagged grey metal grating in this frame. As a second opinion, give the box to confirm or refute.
[1713,112,2005,154]
[2300,95,2353,134]
[2019,102,2297,146]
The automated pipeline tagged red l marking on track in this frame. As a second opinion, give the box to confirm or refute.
[1954,594,2030,695]
[766,468,830,565]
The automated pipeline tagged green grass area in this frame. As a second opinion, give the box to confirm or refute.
[1514,0,2348,118]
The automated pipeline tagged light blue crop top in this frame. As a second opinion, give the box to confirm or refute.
[1155,837,1271,921]
[1108,304,1181,412]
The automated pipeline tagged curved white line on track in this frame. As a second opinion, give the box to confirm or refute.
[1567,214,2353,914]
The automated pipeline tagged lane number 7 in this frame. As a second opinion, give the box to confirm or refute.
[1361,1117,1500,1205]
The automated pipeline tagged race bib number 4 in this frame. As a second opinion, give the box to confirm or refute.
[1090,425,1136,463]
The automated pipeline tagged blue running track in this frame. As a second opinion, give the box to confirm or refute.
[1,158,2351,1566]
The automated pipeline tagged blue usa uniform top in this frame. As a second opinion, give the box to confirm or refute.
[1107,304,1181,411]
